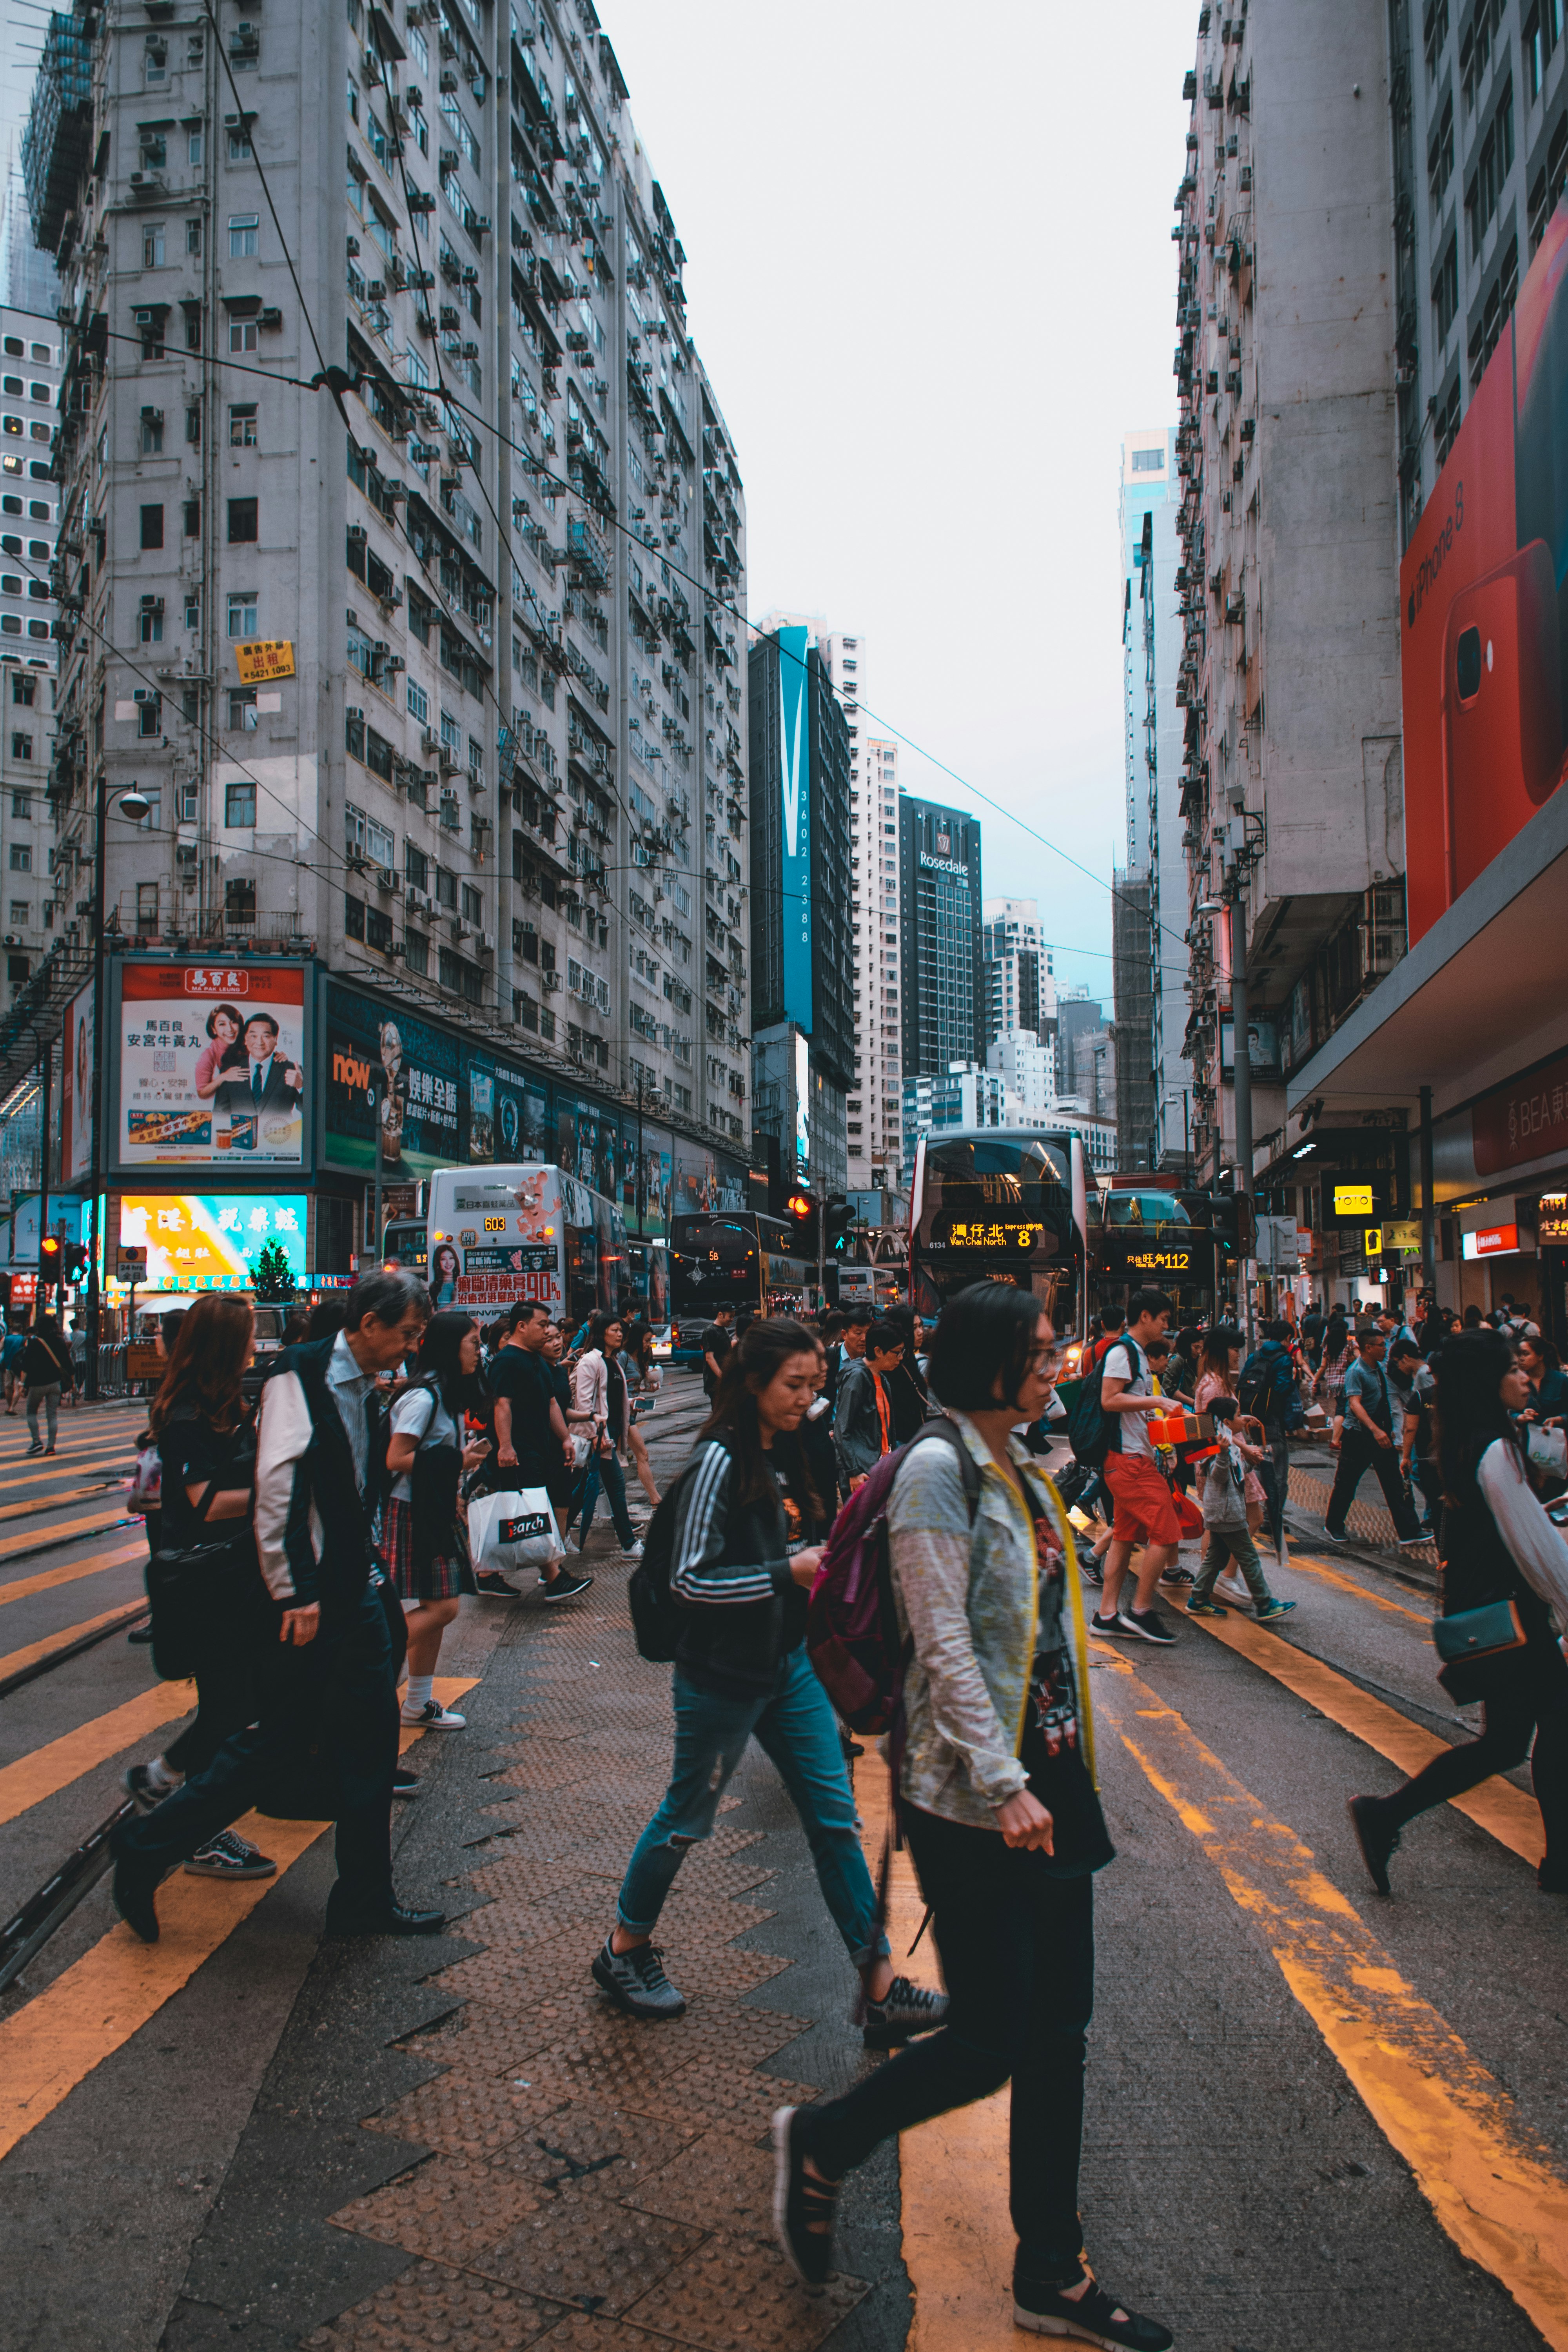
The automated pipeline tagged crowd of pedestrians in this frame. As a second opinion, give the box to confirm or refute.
[92,1250,1568,2347]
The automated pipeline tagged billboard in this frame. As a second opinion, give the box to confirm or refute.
[777,624,813,1029]
[61,981,94,1183]
[1401,209,1568,941]
[323,983,461,1178]
[467,1050,548,1166]
[118,962,307,1168]
[118,1193,309,1290]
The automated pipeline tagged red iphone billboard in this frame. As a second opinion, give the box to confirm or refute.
[1402,211,1568,942]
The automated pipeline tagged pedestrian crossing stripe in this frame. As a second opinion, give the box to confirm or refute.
[0,1680,477,2170]
[0,1539,147,1612]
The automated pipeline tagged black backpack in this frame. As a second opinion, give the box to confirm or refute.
[1067,1339,1142,1468]
[628,1435,731,1662]
[1238,1346,1297,1430]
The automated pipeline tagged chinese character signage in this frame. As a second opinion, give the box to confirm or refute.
[944,1220,1048,1252]
[324,984,461,1179]
[777,625,813,1032]
[234,639,295,684]
[117,962,307,1168]
[118,1194,308,1290]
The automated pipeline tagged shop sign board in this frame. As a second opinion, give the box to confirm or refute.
[324,984,461,1179]
[117,962,308,1169]
[234,639,295,683]
[119,1192,309,1289]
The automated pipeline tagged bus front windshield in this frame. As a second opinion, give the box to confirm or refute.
[914,1137,1078,1320]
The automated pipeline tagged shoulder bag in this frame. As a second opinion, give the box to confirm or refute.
[145,1418,264,1680]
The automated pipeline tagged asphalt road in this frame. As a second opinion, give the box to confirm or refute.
[0,1382,1564,2352]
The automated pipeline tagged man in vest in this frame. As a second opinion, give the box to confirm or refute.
[1322,1325,1425,1549]
[112,1268,441,1942]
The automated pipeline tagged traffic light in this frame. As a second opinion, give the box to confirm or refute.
[62,1242,88,1283]
[39,1234,61,1290]
[784,1189,819,1255]
[824,1196,855,1258]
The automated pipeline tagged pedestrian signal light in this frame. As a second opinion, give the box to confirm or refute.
[62,1242,88,1282]
[1364,1227,1383,1259]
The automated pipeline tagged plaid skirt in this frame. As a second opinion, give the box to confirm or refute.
[380,1494,476,1603]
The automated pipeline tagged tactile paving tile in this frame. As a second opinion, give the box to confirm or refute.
[647,2056,821,2142]
[477,2187,705,2313]
[622,2231,869,2352]
[299,2259,567,2350]
[618,2126,776,2238]
[330,2156,543,2263]
[524,2315,682,2352]
[399,2007,564,2082]
[487,1750,612,1793]
[362,2073,572,2161]
[494,2031,714,2117]
[502,2103,698,2200]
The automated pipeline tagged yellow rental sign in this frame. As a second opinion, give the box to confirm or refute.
[1364,1227,1384,1259]
[1334,1183,1374,1217]
[234,638,295,683]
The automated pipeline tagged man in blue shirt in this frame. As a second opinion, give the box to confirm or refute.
[1323,1327,1424,1548]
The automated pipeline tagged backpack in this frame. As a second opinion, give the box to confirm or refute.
[1238,1345,1298,1430]
[628,1435,730,1663]
[805,1418,981,1735]
[1067,1339,1142,1468]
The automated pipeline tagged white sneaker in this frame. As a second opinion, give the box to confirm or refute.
[622,1539,645,1559]
[1216,1570,1251,1606]
[401,1697,466,1730]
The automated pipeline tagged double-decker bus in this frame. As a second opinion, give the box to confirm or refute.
[425,1163,632,1327]
[907,1128,1089,1345]
[1084,1183,1253,1329]
[670,1210,809,1351]
[382,1201,668,1339]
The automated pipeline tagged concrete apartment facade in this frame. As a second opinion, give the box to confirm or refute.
[981,893,1054,1061]
[24,0,751,1251]
[0,305,60,1006]
[1173,1,1404,1199]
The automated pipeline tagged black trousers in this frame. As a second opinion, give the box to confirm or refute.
[1381,1633,1568,1873]
[1257,1426,1289,1555]
[801,1803,1094,2280]
[1325,1431,1421,1540]
[116,1585,399,1903]
[163,1647,262,1779]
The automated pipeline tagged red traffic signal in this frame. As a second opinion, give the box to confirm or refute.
[785,1192,813,1220]
[39,1235,62,1289]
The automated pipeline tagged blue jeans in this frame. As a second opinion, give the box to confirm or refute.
[617,1643,889,1968]
[577,1444,637,1549]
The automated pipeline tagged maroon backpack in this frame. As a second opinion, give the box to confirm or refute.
[806,1417,982,1734]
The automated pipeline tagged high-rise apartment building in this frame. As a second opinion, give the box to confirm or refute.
[0,306,60,1009]
[1118,429,1189,1172]
[746,620,853,1198]
[982,895,1054,1059]
[1055,986,1103,1099]
[22,0,754,1262]
[1172,4,1403,1189]
[898,795,981,1081]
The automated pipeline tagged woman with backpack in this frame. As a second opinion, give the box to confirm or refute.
[590,1315,943,2052]
[383,1310,492,1731]
[1349,1328,1568,1898]
[22,1312,73,1454]
[121,1294,277,1881]
[770,1281,1170,2352]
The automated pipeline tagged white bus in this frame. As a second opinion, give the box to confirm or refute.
[426,1162,656,1330]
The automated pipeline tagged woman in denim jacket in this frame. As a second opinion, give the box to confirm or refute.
[771,1281,1172,2352]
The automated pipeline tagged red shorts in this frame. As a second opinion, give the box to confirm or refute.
[1104,1450,1183,1548]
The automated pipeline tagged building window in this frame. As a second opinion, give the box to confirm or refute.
[229,318,258,355]
[142,223,166,268]
[227,497,258,543]
[11,675,33,706]
[227,122,254,162]
[1428,94,1454,204]
[228,212,259,258]
[139,602,163,644]
[8,843,29,871]
[140,503,163,550]
[1433,232,1459,342]
[407,677,428,723]
[183,497,201,537]
[185,217,202,256]
[225,779,257,826]
[140,409,163,454]
[136,883,160,928]
[224,879,256,929]
[136,309,165,361]
[228,402,257,446]
[138,694,162,738]
[8,901,27,927]
[9,733,29,761]
[228,688,258,730]
[187,122,203,165]
[226,591,258,638]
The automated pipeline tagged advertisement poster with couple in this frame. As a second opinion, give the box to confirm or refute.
[118,964,307,1167]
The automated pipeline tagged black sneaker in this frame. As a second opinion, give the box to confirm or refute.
[862,1974,949,2049]
[123,1762,178,1815]
[1014,2267,1174,2348]
[1159,1564,1195,1588]
[772,2106,838,2293]
[184,1829,276,1880]
[1089,1610,1127,1638]
[474,1570,516,1596]
[392,1766,421,1798]
[1121,1608,1177,1645]
[590,1934,686,2018]
[544,1568,593,1602]
[1347,1793,1400,1897]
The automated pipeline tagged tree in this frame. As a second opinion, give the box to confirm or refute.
[249,1240,296,1302]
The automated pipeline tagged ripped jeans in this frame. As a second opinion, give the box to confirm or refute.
[615,1642,889,1968]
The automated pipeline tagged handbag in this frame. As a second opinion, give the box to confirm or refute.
[1433,1596,1527,1700]
[468,1485,563,1585]
[145,1419,262,1681]
[1526,1424,1568,1481]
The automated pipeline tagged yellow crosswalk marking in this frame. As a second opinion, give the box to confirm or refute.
[0,1602,146,1686]
[0,1509,130,1562]
[1098,1657,1568,2349]
[0,1484,121,1526]
[0,1541,147,1611]
[0,1685,196,1828]
[0,1679,477,2167]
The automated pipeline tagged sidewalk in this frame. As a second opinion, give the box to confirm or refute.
[1284,1437,1439,1587]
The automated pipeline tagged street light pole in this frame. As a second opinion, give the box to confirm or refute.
[1229,895,1257,1352]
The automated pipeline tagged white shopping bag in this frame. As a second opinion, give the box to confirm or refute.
[468,1487,564,1586]
[1527,1425,1568,1481]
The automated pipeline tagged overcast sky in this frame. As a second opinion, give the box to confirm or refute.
[608,0,1195,1005]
